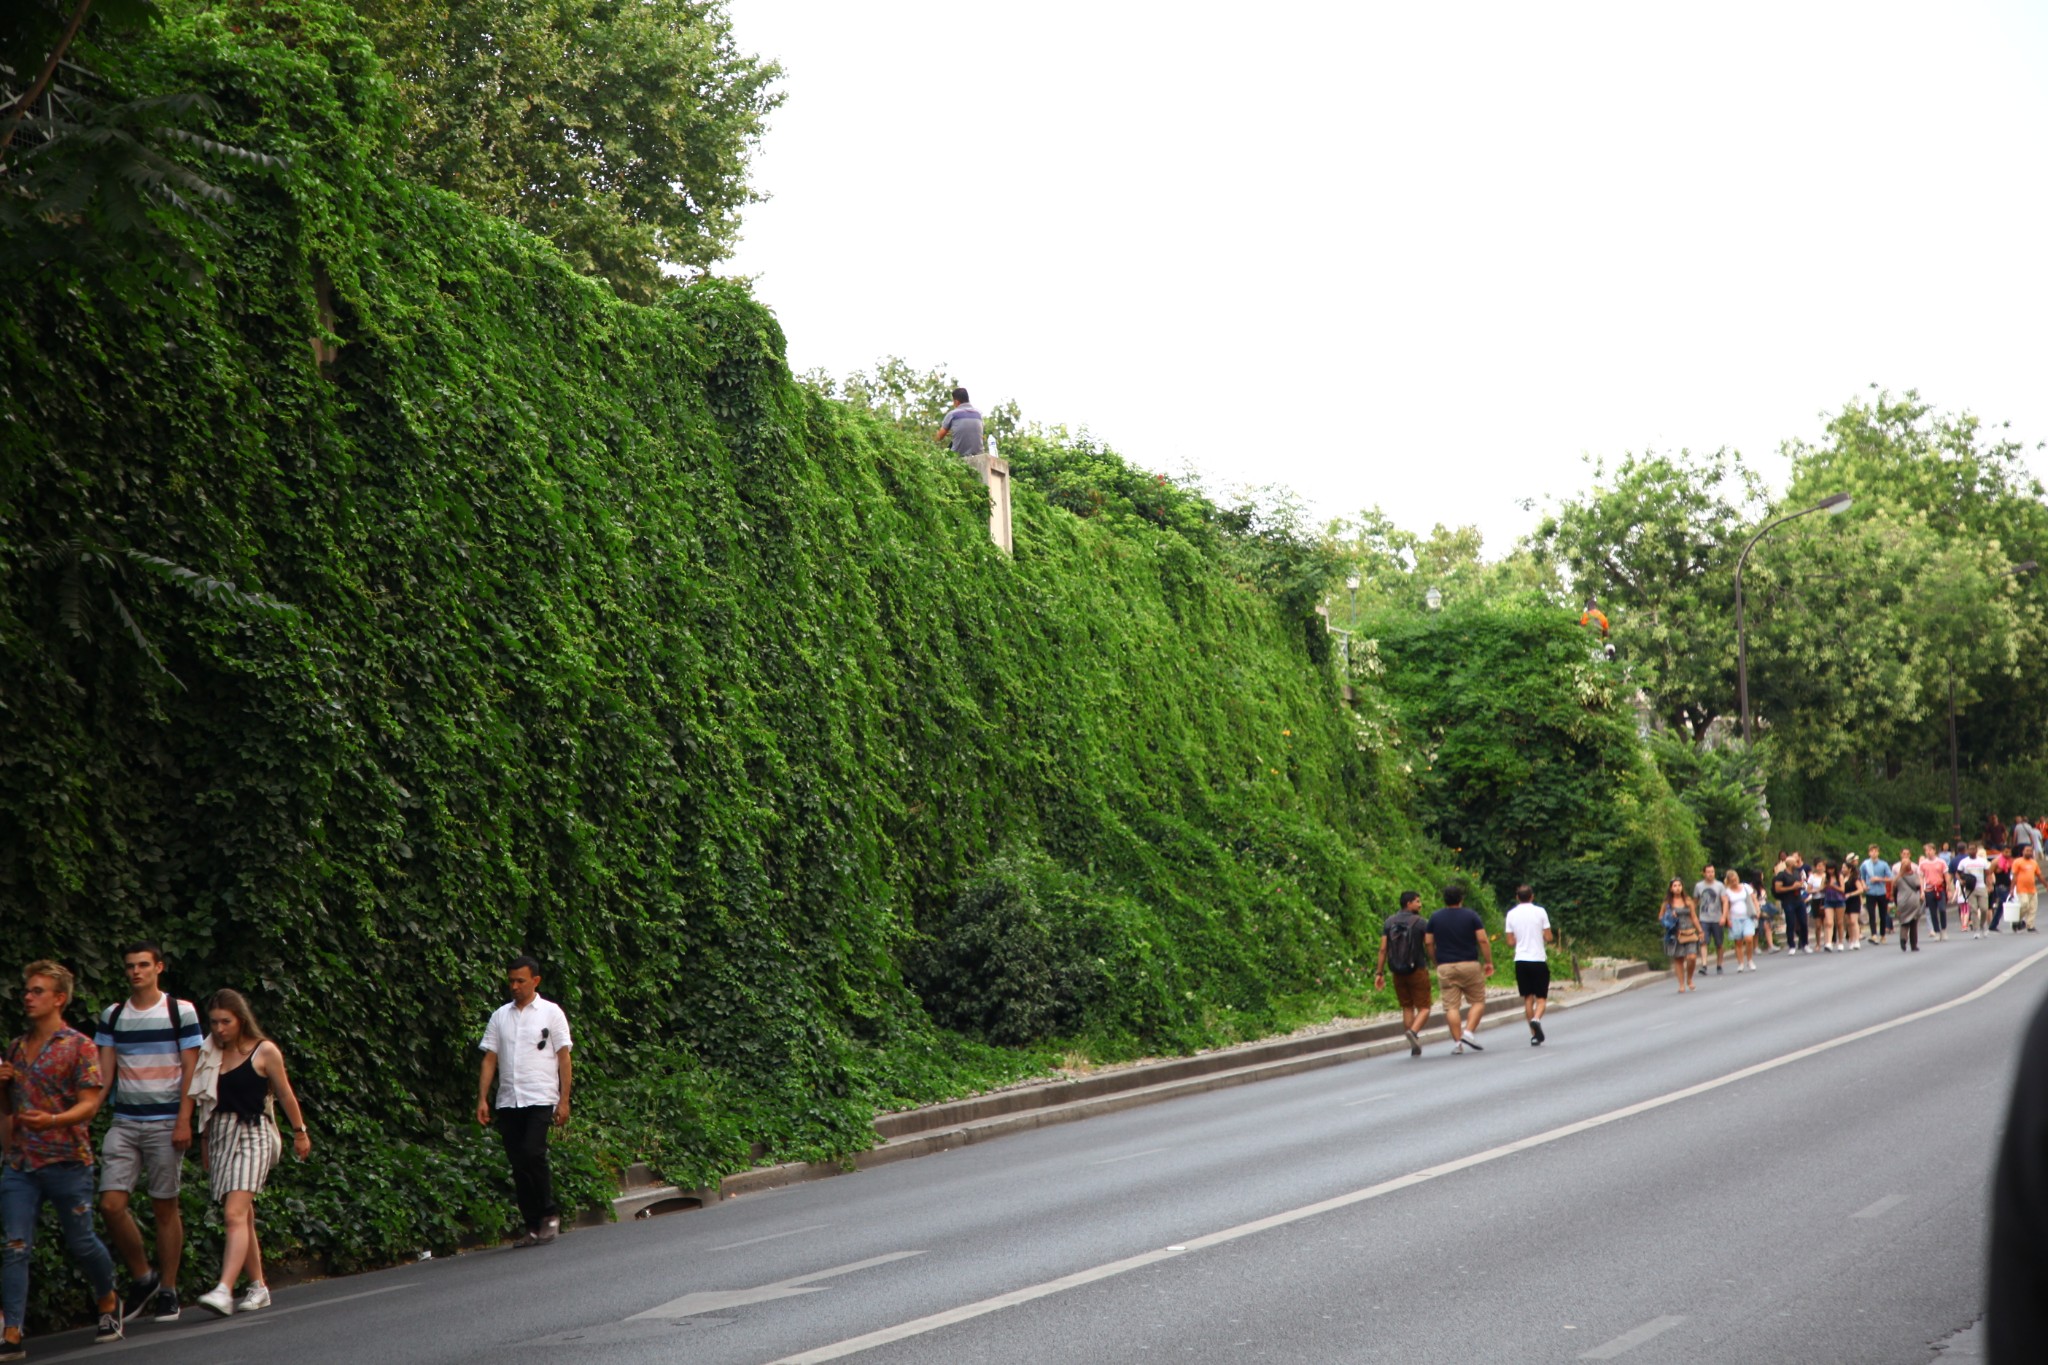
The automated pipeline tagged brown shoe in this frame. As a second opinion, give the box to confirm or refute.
[538,1215,561,1244]
[512,1230,539,1248]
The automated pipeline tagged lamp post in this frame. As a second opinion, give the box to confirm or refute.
[1948,559,2038,838]
[1425,585,1442,612]
[1735,492,1852,745]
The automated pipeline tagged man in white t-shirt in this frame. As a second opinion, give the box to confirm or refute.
[1501,884,1555,1046]
[476,956,574,1247]
[1959,843,1991,937]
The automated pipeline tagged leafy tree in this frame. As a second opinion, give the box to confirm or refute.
[351,0,781,303]
[1365,596,1703,935]
[1533,448,1764,741]
[1324,508,1556,621]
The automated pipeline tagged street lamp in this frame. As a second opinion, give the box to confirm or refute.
[1425,586,1442,612]
[1735,492,1852,745]
[1948,559,2038,837]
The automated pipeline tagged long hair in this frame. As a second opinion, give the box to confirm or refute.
[207,988,268,1048]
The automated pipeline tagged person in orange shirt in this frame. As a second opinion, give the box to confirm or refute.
[2013,846,2039,932]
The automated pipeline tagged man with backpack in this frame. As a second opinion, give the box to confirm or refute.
[1374,892,1433,1056]
[93,942,203,1324]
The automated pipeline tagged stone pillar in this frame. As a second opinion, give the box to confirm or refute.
[964,454,1013,555]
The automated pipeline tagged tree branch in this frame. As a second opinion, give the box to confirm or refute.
[0,0,95,159]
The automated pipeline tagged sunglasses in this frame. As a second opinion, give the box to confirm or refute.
[537,1027,550,1052]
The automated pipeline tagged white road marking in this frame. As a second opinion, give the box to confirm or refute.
[1853,1194,1906,1219]
[766,946,2048,1364]
[713,1223,836,1251]
[1340,1092,1394,1107]
[1090,1146,1171,1166]
[1579,1314,1686,1358]
[632,1250,924,1319]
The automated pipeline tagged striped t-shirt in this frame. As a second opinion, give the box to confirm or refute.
[94,996,203,1122]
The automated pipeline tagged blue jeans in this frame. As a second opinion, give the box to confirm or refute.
[1,1161,117,1330]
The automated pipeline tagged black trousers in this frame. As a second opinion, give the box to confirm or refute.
[1782,898,1809,949]
[496,1105,559,1230]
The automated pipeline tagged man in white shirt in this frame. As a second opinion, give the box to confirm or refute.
[476,956,573,1247]
[1958,843,1991,936]
[1501,885,1555,1046]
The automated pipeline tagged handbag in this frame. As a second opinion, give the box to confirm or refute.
[1676,922,1702,945]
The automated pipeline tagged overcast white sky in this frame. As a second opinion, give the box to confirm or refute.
[722,1,2048,551]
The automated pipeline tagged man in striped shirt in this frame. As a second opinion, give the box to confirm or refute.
[94,943,202,1323]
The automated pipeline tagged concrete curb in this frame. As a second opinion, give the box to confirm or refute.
[609,962,1666,1219]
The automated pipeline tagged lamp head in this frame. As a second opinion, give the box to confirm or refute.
[1425,586,1443,612]
[1818,492,1852,515]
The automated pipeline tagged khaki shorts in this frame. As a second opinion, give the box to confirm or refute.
[100,1120,183,1200]
[1392,967,1432,1012]
[1437,961,1488,1014]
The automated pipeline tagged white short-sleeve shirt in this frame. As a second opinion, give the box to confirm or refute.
[480,994,572,1109]
[1502,903,1552,963]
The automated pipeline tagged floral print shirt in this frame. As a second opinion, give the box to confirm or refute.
[5,1026,104,1169]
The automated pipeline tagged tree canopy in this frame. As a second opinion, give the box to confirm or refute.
[351,0,781,302]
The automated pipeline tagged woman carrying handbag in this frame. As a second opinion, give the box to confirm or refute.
[1662,878,1703,992]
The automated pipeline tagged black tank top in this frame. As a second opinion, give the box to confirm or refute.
[217,1050,269,1122]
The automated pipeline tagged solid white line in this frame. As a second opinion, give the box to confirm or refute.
[1579,1314,1686,1358]
[1340,1092,1394,1107]
[1089,1146,1170,1166]
[1852,1194,1906,1220]
[712,1223,835,1251]
[765,946,2048,1364]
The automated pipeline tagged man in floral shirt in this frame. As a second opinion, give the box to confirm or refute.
[0,961,122,1356]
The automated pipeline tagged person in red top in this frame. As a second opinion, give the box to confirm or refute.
[1918,844,1951,942]
[0,961,123,1356]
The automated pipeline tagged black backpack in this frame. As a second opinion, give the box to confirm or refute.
[1386,913,1429,974]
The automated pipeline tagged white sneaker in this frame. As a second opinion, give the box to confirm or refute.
[197,1285,236,1318]
[235,1283,271,1313]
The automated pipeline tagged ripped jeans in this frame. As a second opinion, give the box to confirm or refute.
[1,1161,116,1331]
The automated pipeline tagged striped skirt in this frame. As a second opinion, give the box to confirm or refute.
[207,1113,282,1200]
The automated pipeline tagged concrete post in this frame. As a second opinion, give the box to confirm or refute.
[964,455,1013,555]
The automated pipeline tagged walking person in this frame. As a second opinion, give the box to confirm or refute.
[1894,851,1926,952]
[180,990,312,1317]
[477,956,574,1243]
[1774,854,1810,954]
[1839,858,1864,950]
[1724,868,1760,971]
[1424,888,1494,1054]
[1804,860,1831,951]
[0,962,123,1356]
[1373,892,1434,1057]
[1663,879,1702,991]
[1819,861,1847,951]
[1502,886,1554,1045]
[2016,815,2041,861]
[1990,845,2014,932]
[1920,843,1950,941]
[2014,844,2040,933]
[1860,845,1893,944]
[93,943,203,1325]
[1960,843,1991,937]
[1693,865,1729,975]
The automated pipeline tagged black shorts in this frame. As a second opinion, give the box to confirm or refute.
[1514,961,1551,999]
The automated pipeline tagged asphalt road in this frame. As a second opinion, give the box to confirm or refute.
[29,933,2046,1365]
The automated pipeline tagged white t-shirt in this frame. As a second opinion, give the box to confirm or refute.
[1502,903,1552,962]
[1960,854,1989,886]
[479,995,573,1109]
[1725,885,1756,923]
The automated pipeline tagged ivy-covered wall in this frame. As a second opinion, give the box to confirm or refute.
[0,2,1468,1322]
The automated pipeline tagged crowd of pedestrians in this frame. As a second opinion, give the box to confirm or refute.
[1661,820,2043,989]
[1369,817,2047,1056]
[1,947,570,1359]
